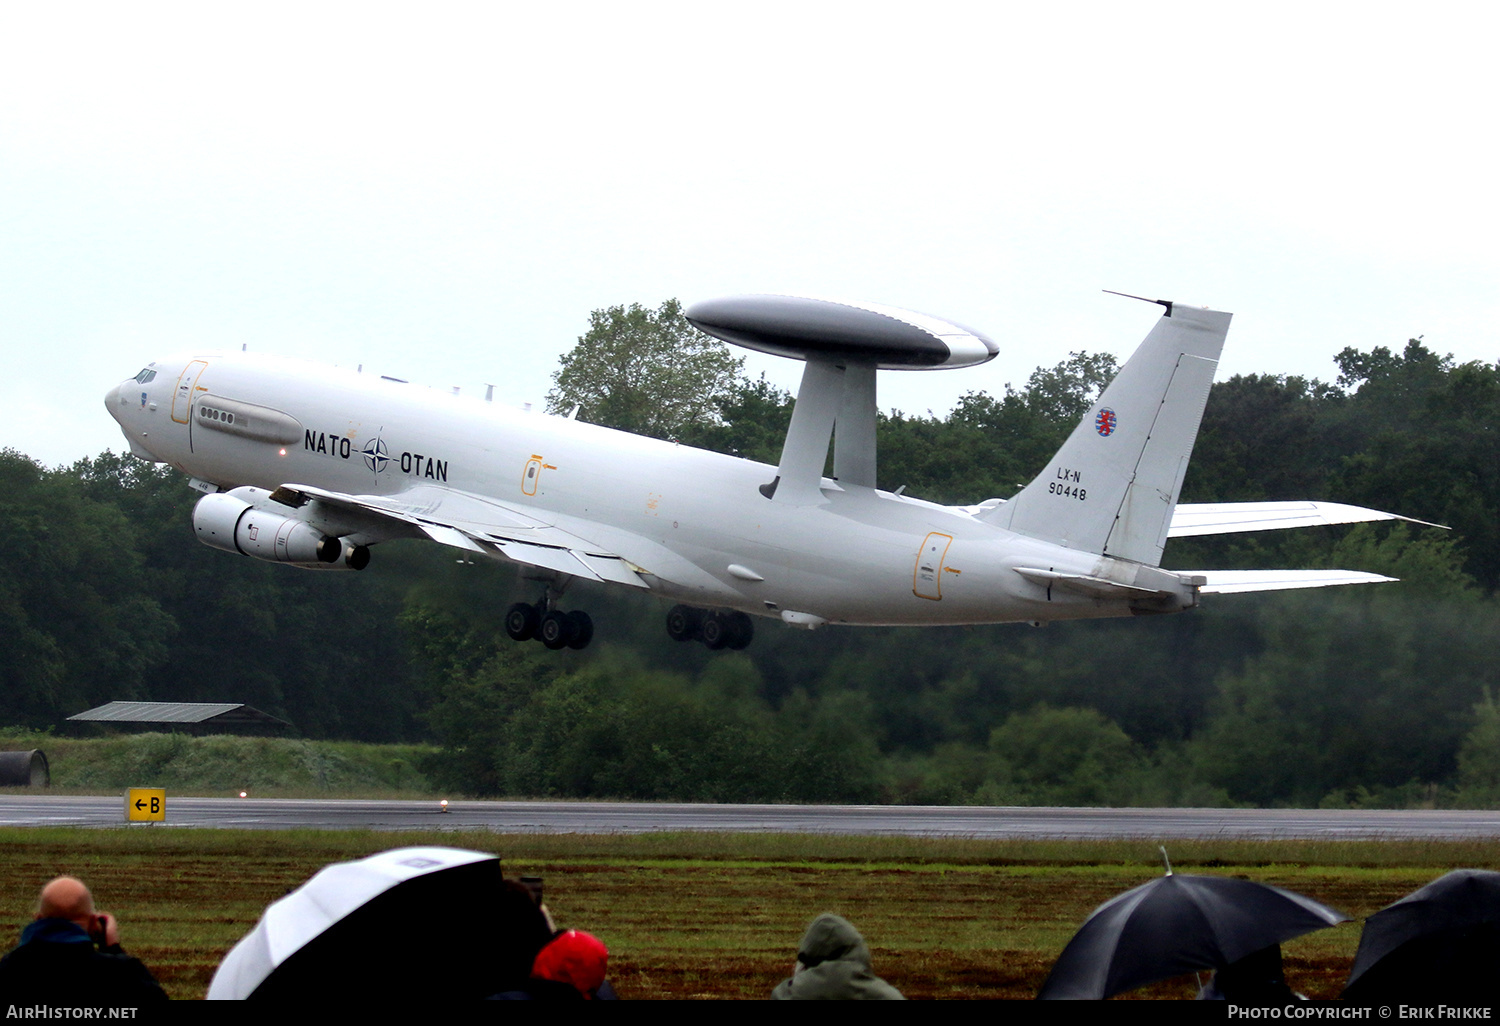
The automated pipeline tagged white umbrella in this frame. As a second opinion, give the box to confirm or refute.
[208,846,507,1000]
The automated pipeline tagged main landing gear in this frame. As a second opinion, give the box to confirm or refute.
[665,605,754,650]
[505,600,594,650]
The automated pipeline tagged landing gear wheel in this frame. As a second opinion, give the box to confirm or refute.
[566,610,594,650]
[539,610,575,650]
[700,612,729,650]
[665,605,702,643]
[505,602,539,641]
[725,611,754,650]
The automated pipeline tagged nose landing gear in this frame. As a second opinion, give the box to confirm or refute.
[665,605,754,650]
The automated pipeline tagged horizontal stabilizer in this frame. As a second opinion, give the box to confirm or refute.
[1190,569,1398,594]
[1012,566,1174,600]
[1170,501,1446,537]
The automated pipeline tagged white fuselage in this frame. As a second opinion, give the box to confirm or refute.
[106,351,1190,628]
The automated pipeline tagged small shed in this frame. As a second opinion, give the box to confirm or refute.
[68,701,292,734]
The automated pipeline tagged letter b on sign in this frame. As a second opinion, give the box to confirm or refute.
[125,787,166,822]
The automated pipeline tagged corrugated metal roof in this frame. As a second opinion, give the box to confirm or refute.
[67,701,290,727]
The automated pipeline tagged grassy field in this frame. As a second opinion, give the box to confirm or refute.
[0,828,1493,1000]
[0,731,440,796]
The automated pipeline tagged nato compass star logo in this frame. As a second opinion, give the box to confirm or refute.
[1095,408,1117,436]
[360,436,391,474]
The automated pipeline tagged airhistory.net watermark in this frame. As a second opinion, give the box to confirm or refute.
[5,1009,138,1020]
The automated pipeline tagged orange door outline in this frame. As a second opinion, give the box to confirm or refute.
[521,456,542,496]
[913,532,953,600]
[172,361,208,424]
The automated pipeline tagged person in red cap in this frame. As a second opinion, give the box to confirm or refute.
[491,928,617,1000]
[530,929,612,1000]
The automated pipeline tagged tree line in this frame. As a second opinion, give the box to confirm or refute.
[3,299,1498,807]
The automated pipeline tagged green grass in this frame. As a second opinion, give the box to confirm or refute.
[0,829,1493,1000]
[0,730,439,796]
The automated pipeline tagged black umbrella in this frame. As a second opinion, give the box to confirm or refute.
[1343,869,1500,1004]
[1037,872,1347,999]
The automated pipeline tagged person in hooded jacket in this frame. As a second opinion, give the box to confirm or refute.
[771,913,904,1000]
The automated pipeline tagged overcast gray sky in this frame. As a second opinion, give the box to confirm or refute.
[3,2,1494,469]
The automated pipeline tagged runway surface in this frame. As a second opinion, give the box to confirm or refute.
[3,795,1500,839]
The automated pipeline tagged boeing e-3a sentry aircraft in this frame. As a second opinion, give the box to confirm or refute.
[104,293,1425,652]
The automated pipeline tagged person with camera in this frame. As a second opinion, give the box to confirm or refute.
[0,875,167,1003]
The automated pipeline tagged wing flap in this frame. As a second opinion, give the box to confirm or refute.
[288,482,552,534]
[280,482,650,588]
[1191,569,1398,594]
[572,552,652,588]
[1169,501,1444,538]
[416,522,489,554]
[478,539,597,581]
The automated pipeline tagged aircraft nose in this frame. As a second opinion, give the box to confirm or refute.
[104,382,126,421]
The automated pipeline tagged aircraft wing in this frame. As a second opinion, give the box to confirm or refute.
[1188,569,1398,594]
[272,483,652,589]
[1168,501,1444,538]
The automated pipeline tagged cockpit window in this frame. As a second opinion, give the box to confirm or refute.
[133,369,157,384]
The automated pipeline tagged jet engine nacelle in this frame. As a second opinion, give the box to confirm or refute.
[193,491,345,567]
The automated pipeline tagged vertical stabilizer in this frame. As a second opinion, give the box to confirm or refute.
[982,304,1230,565]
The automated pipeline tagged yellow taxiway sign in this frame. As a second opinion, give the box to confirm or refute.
[125,788,165,822]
